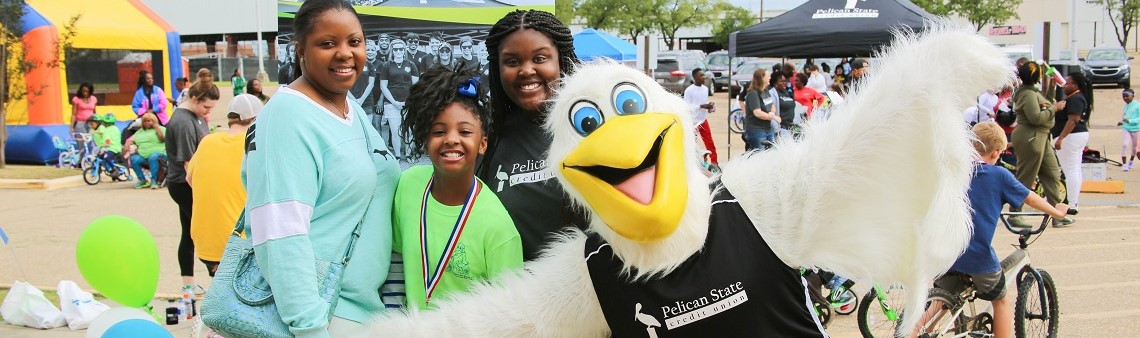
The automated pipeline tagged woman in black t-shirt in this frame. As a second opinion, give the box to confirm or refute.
[1052,72,1093,214]
[476,10,586,260]
[741,68,780,151]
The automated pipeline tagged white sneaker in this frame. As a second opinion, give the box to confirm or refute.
[1125,161,1134,172]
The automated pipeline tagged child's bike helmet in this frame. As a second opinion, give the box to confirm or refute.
[102,113,117,124]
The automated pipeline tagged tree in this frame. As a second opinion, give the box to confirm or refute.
[912,0,1021,32]
[709,2,756,48]
[578,0,657,39]
[555,0,576,25]
[951,0,1022,32]
[0,0,27,168]
[0,0,79,168]
[910,0,954,16]
[653,0,714,50]
[1098,0,1140,48]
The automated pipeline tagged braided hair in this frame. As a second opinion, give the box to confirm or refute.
[485,10,578,136]
[401,65,490,161]
[481,10,577,175]
[291,0,358,78]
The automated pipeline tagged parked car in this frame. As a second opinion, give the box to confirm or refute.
[705,51,731,92]
[1080,46,1132,88]
[729,59,781,97]
[653,55,709,94]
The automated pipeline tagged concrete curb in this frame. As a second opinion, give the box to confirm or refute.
[0,175,86,190]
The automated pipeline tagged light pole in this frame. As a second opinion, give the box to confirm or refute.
[256,0,269,84]
[1070,0,1079,64]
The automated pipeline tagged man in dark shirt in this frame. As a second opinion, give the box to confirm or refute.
[457,36,479,73]
[845,58,869,94]
[406,32,428,75]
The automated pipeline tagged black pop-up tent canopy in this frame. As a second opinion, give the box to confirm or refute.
[729,0,936,58]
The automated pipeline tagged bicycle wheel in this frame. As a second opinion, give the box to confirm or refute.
[835,288,859,315]
[82,167,100,185]
[918,288,967,337]
[815,300,832,328]
[729,109,745,134]
[1015,268,1059,338]
[858,285,907,338]
[112,165,131,182]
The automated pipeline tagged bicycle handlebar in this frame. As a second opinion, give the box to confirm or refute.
[999,211,1051,237]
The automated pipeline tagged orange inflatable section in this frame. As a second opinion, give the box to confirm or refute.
[23,25,63,125]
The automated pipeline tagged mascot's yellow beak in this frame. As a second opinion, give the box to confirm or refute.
[561,113,688,242]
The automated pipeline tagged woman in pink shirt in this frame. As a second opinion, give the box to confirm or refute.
[793,73,826,119]
[71,82,98,133]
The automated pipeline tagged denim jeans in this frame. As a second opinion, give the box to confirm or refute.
[130,153,166,183]
[743,128,776,151]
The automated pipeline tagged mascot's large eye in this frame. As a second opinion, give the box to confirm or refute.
[569,100,605,136]
[611,82,646,115]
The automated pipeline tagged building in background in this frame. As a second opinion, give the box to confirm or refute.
[140,0,278,82]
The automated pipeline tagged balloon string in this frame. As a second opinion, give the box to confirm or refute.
[145,305,161,322]
[5,245,29,282]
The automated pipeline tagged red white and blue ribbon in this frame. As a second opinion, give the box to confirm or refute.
[420,177,480,303]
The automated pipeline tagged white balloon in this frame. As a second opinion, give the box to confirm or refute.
[85,307,156,338]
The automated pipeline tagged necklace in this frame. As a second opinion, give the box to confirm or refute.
[304,77,347,119]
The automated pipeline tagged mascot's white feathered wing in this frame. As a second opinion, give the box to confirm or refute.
[365,25,1011,337]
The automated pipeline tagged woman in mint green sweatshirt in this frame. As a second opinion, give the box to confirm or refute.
[241,1,400,337]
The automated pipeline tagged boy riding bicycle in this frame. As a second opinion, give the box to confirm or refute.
[922,122,1068,338]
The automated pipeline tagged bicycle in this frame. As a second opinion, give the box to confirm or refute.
[802,269,860,328]
[53,136,82,169]
[857,283,909,338]
[910,212,1059,338]
[83,148,132,185]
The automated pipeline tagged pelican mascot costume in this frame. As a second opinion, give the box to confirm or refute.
[365,25,1011,337]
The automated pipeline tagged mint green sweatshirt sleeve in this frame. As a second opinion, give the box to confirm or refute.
[243,110,330,338]
[1125,102,1140,131]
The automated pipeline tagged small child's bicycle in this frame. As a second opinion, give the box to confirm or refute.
[52,136,82,169]
[83,148,131,185]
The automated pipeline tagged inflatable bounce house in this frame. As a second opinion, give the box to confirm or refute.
[3,0,186,164]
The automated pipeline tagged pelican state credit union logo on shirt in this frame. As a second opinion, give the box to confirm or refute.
[635,282,749,336]
[493,159,554,193]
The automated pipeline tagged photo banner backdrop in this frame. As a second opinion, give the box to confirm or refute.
[278,0,555,159]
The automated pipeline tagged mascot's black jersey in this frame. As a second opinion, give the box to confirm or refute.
[584,184,828,338]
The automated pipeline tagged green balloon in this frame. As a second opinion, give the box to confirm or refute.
[76,215,159,308]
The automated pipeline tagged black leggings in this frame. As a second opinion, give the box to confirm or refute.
[167,181,195,277]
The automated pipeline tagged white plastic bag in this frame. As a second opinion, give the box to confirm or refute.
[0,281,66,329]
[58,280,109,330]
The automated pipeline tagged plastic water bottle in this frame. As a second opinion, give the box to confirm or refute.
[181,285,193,320]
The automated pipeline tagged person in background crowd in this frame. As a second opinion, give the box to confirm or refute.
[832,66,846,87]
[231,69,246,96]
[132,70,170,125]
[1008,61,1068,228]
[380,38,420,161]
[475,43,490,77]
[421,32,444,71]
[684,68,718,166]
[246,1,400,335]
[458,36,479,73]
[168,77,189,107]
[377,33,392,64]
[845,58,869,94]
[407,32,428,72]
[825,82,845,106]
[1121,88,1140,170]
[820,63,834,88]
[793,72,826,119]
[769,71,796,133]
[1051,72,1093,218]
[165,74,218,296]
[180,69,214,108]
[124,112,166,190]
[247,78,271,104]
[477,9,587,261]
[805,64,828,93]
[71,82,97,133]
[437,44,455,70]
[186,94,261,277]
[742,68,779,151]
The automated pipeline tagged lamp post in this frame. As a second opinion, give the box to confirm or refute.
[1071,0,1079,64]
[256,0,269,84]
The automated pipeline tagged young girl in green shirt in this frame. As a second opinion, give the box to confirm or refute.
[392,67,523,310]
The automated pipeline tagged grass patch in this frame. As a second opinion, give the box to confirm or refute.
[0,165,81,180]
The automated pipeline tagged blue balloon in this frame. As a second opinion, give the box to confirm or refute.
[101,319,173,338]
